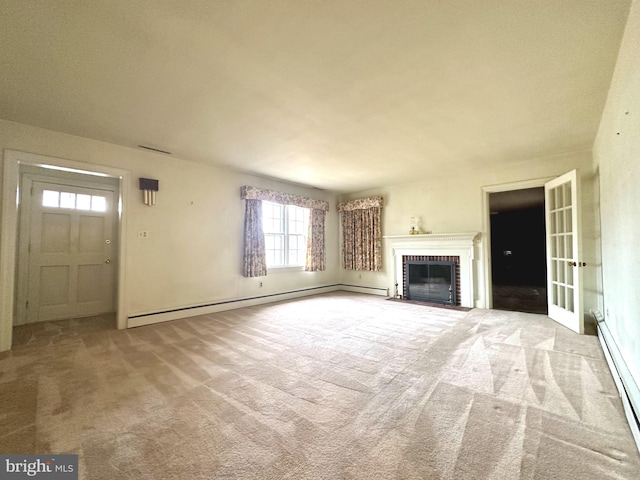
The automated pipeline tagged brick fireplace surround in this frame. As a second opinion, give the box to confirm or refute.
[384,233,481,308]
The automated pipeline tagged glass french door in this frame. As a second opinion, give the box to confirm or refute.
[545,170,584,333]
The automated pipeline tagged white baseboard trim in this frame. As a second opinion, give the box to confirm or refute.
[127,284,388,328]
[128,285,342,328]
[597,322,640,452]
[338,284,389,296]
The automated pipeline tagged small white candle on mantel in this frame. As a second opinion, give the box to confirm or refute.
[410,216,419,234]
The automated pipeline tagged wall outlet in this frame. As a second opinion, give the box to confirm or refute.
[138,231,148,239]
[259,281,263,287]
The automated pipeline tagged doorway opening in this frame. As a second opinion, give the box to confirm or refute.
[16,167,120,327]
[0,150,130,352]
[489,187,547,314]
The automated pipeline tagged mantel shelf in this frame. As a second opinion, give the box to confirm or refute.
[384,232,481,244]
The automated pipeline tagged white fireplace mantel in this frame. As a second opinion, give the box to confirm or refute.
[384,232,481,308]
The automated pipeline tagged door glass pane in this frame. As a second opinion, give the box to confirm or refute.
[42,190,60,208]
[566,287,574,312]
[76,194,91,210]
[557,236,565,259]
[60,192,76,209]
[558,261,565,284]
[557,210,565,233]
[558,285,565,308]
[555,188,563,209]
[566,234,573,259]
[91,196,107,212]
[564,184,572,207]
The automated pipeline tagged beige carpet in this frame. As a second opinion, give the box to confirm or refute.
[1,292,638,479]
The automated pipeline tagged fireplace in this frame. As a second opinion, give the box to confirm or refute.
[385,232,480,308]
[404,256,460,305]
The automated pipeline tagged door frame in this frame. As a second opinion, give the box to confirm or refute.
[481,176,554,309]
[17,174,119,325]
[1,150,130,351]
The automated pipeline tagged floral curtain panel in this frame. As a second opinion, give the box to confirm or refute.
[242,199,268,277]
[338,196,383,271]
[241,186,328,274]
[305,209,326,271]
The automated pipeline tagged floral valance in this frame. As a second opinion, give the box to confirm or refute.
[338,196,383,212]
[241,186,329,211]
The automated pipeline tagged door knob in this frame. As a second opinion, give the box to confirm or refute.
[568,261,587,267]
[105,259,111,264]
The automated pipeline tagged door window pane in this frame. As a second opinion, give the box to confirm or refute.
[76,194,91,210]
[42,190,60,208]
[39,188,108,212]
[91,196,107,212]
[60,192,76,209]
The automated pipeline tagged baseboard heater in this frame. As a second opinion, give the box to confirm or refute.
[128,284,388,327]
[594,311,640,453]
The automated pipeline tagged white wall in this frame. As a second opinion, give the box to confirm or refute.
[0,120,340,348]
[338,150,599,313]
[593,0,640,399]
[0,116,603,346]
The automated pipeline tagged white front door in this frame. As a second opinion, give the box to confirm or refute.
[25,181,115,323]
[545,170,584,333]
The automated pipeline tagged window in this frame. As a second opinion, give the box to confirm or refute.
[42,189,107,212]
[262,201,309,267]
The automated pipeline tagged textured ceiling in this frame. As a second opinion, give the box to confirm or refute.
[0,0,631,192]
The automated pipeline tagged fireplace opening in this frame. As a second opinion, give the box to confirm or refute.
[402,256,461,305]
